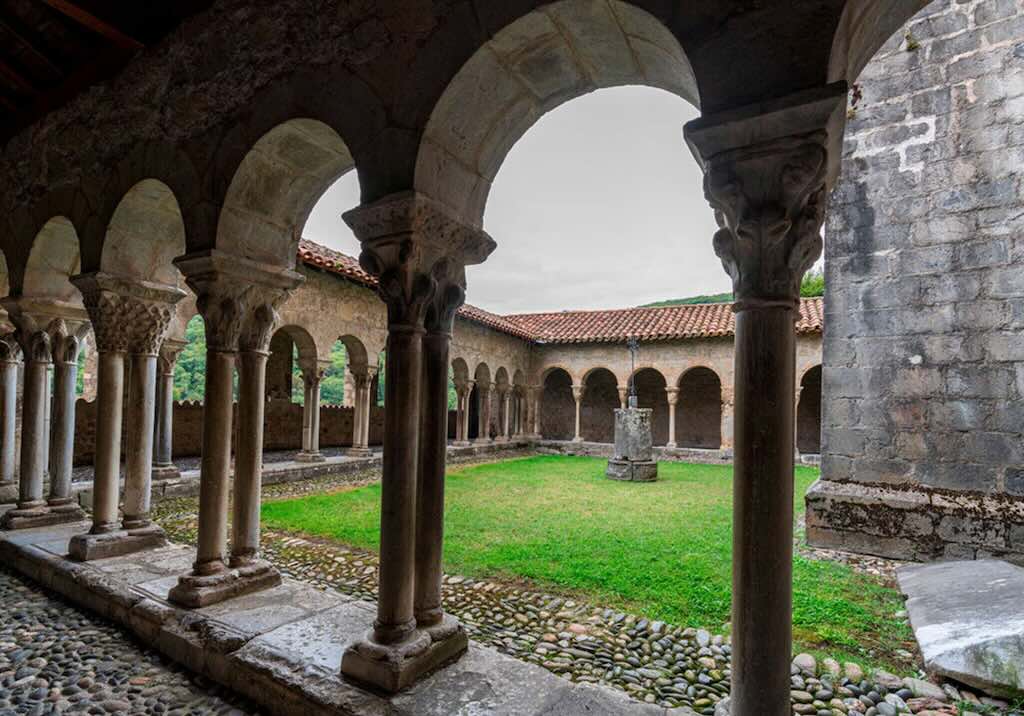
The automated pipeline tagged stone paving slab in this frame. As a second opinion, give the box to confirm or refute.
[0,523,676,715]
[898,559,1024,698]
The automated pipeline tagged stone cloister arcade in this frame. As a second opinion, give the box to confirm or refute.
[0,0,938,713]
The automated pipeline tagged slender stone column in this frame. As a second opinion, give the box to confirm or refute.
[665,386,679,449]
[69,275,183,559]
[0,337,19,487]
[461,379,475,442]
[348,366,375,457]
[685,85,841,716]
[529,385,542,438]
[340,191,491,692]
[496,387,511,442]
[1,330,51,527]
[721,397,735,450]
[473,382,492,444]
[297,362,326,462]
[168,253,300,607]
[47,328,82,510]
[232,303,283,568]
[571,384,584,442]
[617,386,628,410]
[452,379,470,446]
[415,272,466,646]
[153,340,185,480]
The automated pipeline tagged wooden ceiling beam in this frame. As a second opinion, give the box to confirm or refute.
[0,17,64,81]
[39,0,144,50]
[0,59,37,95]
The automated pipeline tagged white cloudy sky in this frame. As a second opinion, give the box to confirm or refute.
[303,86,728,315]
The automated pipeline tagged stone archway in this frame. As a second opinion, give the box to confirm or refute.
[676,367,722,449]
[581,367,618,443]
[633,367,669,446]
[797,365,822,455]
[540,367,575,441]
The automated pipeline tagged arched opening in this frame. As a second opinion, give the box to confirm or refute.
[581,368,618,443]
[797,365,822,456]
[676,367,722,449]
[101,179,186,288]
[322,340,349,406]
[218,118,357,268]
[266,326,317,404]
[540,368,574,441]
[633,368,669,446]
[23,217,82,305]
[471,363,492,440]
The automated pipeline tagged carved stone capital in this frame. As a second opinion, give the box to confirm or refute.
[47,319,80,365]
[173,251,302,353]
[1,296,88,363]
[298,358,330,388]
[352,365,379,391]
[571,384,585,402]
[0,334,21,363]
[158,338,188,376]
[71,272,186,355]
[343,191,494,330]
[684,85,845,310]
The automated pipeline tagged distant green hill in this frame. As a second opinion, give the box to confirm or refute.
[640,270,824,308]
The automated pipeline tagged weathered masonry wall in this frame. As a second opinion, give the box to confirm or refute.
[809,0,1024,563]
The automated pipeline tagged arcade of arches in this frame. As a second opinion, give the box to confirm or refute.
[0,0,1018,714]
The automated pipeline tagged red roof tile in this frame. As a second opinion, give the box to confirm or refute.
[296,239,823,343]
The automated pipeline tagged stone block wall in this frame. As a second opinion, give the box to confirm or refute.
[809,0,1024,563]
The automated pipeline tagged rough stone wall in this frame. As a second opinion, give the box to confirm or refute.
[810,0,1024,563]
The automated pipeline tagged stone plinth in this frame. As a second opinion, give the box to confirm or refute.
[69,524,168,561]
[606,408,657,482]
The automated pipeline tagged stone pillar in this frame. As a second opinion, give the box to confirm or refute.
[617,386,628,410]
[168,253,300,607]
[473,381,492,444]
[685,85,842,716]
[1,303,89,530]
[348,366,376,457]
[297,361,326,462]
[69,275,183,559]
[452,379,470,446]
[497,387,511,442]
[232,303,285,569]
[153,340,185,480]
[0,337,19,487]
[529,385,542,438]
[571,384,584,442]
[720,396,735,450]
[665,386,679,449]
[340,191,490,692]
[47,327,82,511]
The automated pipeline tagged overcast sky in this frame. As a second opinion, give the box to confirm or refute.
[303,86,727,315]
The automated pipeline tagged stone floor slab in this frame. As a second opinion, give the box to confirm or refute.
[898,559,1024,698]
[198,579,348,633]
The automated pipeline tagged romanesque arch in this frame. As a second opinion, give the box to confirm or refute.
[676,366,722,449]
[632,367,669,446]
[413,0,699,229]
[797,365,822,455]
[100,179,187,288]
[581,367,619,443]
[540,366,575,441]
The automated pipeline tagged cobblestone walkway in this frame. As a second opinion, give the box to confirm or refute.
[0,567,261,716]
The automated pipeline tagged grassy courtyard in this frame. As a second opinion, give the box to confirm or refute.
[261,455,913,670]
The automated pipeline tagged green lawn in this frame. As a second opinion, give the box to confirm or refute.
[261,455,913,671]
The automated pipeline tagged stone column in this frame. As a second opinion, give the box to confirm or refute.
[720,396,735,450]
[685,85,841,716]
[452,379,470,446]
[297,361,326,462]
[168,253,301,607]
[69,275,183,559]
[665,386,679,449]
[571,384,584,442]
[529,385,542,438]
[232,301,288,570]
[617,386,628,410]
[340,191,490,692]
[497,387,511,442]
[153,340,186,480]
[0,337,19,488]
[348,366,376,457]
[47,326,83,512]
[473,381,492,444]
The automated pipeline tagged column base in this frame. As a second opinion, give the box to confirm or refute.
[2,502,87,530]
[346,447,372,458]
[495,436,510,443]
[295,451,326,463]
[151,464,181,481]
[167,559,281,608]
[68,524,167,561]
[451,441,471,448]
[605,459,658,482]
[571,437,585,443]
[472,438,491,446]
[340,617,468,693]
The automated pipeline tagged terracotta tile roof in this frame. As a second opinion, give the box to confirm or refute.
[296,239,823,342]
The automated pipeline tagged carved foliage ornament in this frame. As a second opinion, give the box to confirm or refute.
[80,290,177,355]
[704,132,828,309]
[47,319,80,365]
[0,335,21,363]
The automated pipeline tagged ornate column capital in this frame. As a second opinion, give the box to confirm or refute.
[1,297,88,364]
[571,384,585,402]
[0,334,21,363]
[71,272,186,355]
[665,386,679,405]
[684,84,845,310]
[298,358,330,388]
[47,319,81,365]
[173,251,303,354]
[343,191,495,330]
[158,338,188,376]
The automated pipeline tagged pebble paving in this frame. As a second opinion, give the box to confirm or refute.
[0,567,261,715]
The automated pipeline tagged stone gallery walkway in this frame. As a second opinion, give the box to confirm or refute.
[151,459,1020,716]
[0,567,260,715]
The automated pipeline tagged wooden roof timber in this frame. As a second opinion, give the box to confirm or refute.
[40,0,144,50]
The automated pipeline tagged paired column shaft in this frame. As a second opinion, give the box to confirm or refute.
[571,385,584,442]
[122,353,158,528]
[0,356,17,486]
[153,364,175,468]
[232,350,268,565]
[665,388,679,449]
[47,352,78,505]
[194,348,235,573]
[91,350,124,532]
[18,353,50,509]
